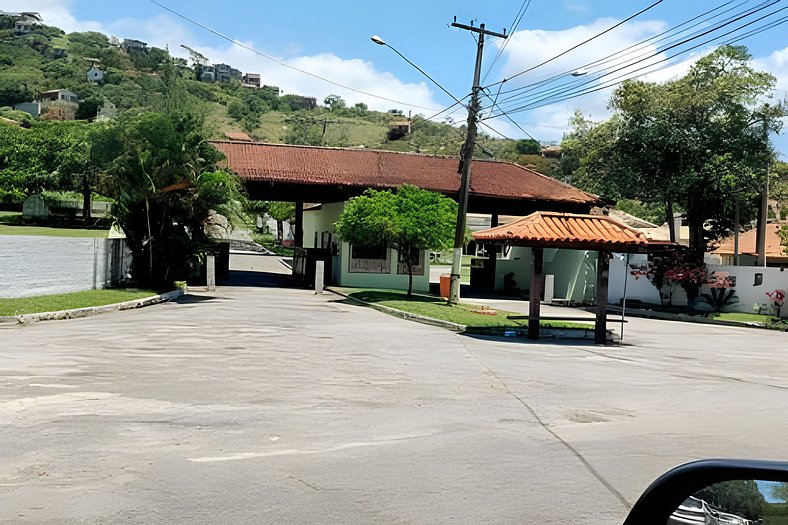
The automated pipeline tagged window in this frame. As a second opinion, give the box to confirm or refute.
[349,244,389,273]
[397,247,424,276]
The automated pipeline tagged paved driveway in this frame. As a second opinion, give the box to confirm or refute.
[1,254,787,524]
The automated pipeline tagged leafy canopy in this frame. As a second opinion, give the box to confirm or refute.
[335,184,458,295]
[335,184,457,253]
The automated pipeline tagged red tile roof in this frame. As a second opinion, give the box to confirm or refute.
[223,132,253,142]
[210,141,601,206]
[712,224,787,258]
[473,211,648,252]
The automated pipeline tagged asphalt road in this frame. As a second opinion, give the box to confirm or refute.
[1,254,787,524]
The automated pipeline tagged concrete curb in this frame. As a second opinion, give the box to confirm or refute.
[326,287,607,341]
[326,287,466,332]
[606,305,778,330]
[0,289,184,325]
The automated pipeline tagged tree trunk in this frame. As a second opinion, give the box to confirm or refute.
[276,220,283,244]
[666,199,675,243]
[406,256,414,297]
[82,177,91,221]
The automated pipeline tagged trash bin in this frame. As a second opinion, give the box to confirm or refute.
[440,273,451,299]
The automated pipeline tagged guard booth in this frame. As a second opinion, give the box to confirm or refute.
[292,247,332,288]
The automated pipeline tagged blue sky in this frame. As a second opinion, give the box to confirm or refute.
[7,0,788,157]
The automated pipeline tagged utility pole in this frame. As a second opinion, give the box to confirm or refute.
[448,20,506,305]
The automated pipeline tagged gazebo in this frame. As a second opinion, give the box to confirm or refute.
[473,212,649,344]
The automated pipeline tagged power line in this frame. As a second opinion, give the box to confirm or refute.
[491,0,747,103]
[148,0,441,112]
[481,0,533,83]
[483,0,665,90]
[486,3,785,118]
[490,0,775,111]
[490,12,786,117]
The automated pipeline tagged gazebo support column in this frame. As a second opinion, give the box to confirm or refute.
[486,214,499,289]
[595,251,611,344]
[528,247,543,340]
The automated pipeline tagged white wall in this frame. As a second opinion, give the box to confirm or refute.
[607,257,788,317]
[0,236,131,298]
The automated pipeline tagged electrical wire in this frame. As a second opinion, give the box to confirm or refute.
[486,10,788,117]
[491,0,748,103]
[483,0,665,89]
[148,0,442,112]
[481,0,532,83]
[490,0,775,111]
[486,3,785,118]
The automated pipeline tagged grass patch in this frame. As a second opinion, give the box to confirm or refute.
[342,289,593,329]
[0,289,158,316]
[0,224,110,237]
[710,312,779,324]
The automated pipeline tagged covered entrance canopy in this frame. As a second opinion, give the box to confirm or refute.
[473,211,648,344]
[211,141,603,246]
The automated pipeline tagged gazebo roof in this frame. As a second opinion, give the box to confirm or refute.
[472,211,648,253]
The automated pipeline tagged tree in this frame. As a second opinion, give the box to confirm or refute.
[563,46,785,255]
[515,138,541,155]
[96,111,241,288]
[267,201,295,243]
[694,480,765,521]
[323,94,346,112]
[335,184,457,296]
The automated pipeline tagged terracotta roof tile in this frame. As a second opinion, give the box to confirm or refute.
[473,211,648,252]
[210,141,601,206]
[712,224,787,257]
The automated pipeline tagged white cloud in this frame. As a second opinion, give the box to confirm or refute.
[565,2,591,14]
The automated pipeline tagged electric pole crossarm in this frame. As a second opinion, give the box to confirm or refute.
[450,22,507,39]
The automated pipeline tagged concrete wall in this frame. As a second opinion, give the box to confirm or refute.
[303,202,430,292]
[337,242,430,293]
[607,257,788,317]
[0,236,131,298]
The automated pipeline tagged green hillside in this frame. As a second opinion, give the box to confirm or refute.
[0,18,550,161]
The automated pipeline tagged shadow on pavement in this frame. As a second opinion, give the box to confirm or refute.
[172,295,221,304]
[221,270,297,289]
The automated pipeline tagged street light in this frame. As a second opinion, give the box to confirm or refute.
[370,35,386,46]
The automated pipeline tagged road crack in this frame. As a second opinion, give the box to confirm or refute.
[456,336,632,511]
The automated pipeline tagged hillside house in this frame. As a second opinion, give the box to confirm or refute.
[87,66,105,82]
[121,39,148,52]
[242,73,261,88]
[39,89,78,103]
[214,63,242,82]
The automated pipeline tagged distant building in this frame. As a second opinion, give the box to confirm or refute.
[224,131,253,142]
[213,63,242,82]
[39,89,79,103]
[242,73,261,88]
[200,69,215,82]
[284,95,317,110]
[261,85,281,96]
[121,39,148,52]
[13,102,41,118]
[87,66,105,83]
[14,18,40,34]
[388,120,411,140]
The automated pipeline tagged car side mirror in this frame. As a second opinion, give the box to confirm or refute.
[623,459,788,525]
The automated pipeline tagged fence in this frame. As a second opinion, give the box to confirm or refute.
[0,236,131,298]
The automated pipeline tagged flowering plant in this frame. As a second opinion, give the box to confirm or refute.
[766,289,785,317]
